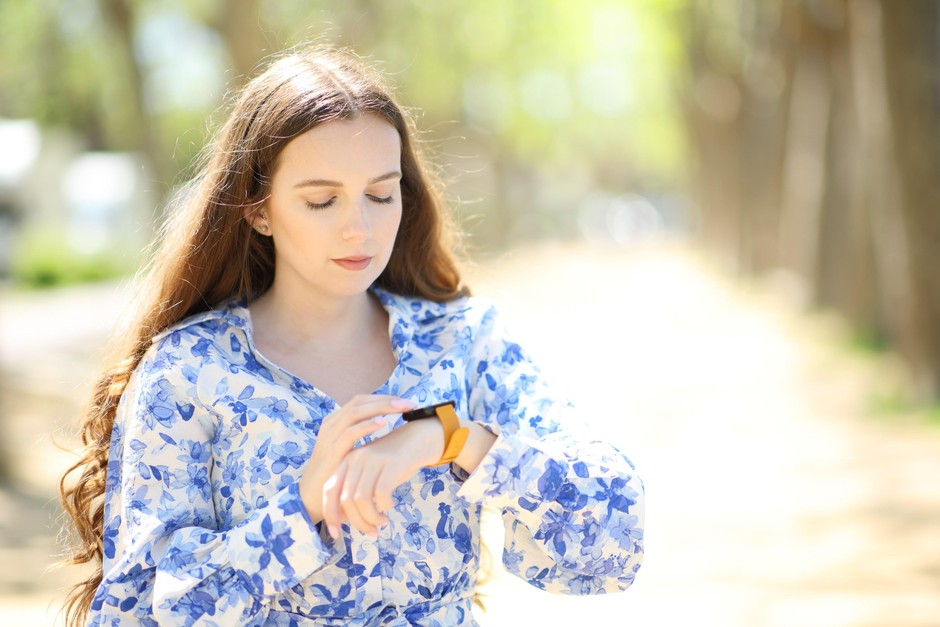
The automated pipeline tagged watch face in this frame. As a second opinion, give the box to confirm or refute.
[402,401,455,422]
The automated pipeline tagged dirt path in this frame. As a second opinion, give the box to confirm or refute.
[2,243,939,626]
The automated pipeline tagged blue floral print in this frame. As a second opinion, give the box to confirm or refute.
[89,287,645,625]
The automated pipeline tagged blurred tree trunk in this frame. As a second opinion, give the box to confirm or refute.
[98,0,173,192]
[778,3,832,289]
[737,4,792,275]
[0,381,9,484]
[684,1,795,275]
[808,0,879,331]
[208,0,270,82]
[880,0,940,398]
[683,2,746,271]
[846,0,908,346]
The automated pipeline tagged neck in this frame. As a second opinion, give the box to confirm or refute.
[250,281,382,349]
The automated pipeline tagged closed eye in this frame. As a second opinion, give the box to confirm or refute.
[306,198,336,210]
[368,195,395,204]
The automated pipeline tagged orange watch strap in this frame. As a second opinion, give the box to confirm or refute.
[429,403,469,467]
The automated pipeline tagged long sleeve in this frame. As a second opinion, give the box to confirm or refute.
[457,305,645,595]
[90,331,336,626]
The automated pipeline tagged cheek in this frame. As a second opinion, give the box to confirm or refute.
[378,205,403,241]
[274,215,332,253]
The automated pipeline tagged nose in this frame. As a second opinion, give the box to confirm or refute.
[342,200,372,241]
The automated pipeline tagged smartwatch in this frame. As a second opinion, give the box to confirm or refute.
[402,401,469,467]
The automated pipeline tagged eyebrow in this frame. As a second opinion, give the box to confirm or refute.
[292,170,402,189]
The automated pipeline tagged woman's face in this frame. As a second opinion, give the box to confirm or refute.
[258,113,403,301]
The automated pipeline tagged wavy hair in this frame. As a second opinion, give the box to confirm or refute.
[58,46,468,625]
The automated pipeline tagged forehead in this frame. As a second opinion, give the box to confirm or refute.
[274,113,401,181]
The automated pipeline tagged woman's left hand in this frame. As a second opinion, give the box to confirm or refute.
[321,419,443,538]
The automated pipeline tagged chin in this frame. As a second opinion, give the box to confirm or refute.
[332,274,384,298]
[309,259,390,299]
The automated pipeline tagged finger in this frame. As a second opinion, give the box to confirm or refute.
[345,393,413,408]
[341,395,414,422]
[332,415,389,455]
[340,461,379,536]
[322,462,348,540]
[322,397,414,455]
[349,462,388,527]
[326,396,415,430]
[373,472,398,514]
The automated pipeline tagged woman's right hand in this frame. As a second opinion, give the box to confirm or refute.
[297,395,414,528]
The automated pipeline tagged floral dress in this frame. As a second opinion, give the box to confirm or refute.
[89,288,645,626]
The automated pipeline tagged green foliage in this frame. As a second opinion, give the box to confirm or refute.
[849,326,889,354]
[866,376,940,428]
[9,228,136,288]
[1,0,693,273]
[869,387,913,416]
[348,0,689,180]
[0,0,122,145]
[0,0,690,183]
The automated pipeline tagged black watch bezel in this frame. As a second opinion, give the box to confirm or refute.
[401,401,455,422]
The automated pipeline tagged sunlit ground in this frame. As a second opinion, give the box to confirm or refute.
[1,241,939,626]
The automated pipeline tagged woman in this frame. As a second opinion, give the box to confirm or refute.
[60,47,645,626]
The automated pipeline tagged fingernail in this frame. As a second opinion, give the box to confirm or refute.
[373,415,388,424]
[328,524,339,539]
[391,399,415,409]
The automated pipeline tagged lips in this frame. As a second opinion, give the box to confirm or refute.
[332,256,373,271]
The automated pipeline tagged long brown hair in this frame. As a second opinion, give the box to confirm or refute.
[58,46,468,626]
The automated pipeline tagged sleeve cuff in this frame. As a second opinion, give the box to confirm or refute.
[456,432,568,531]
[225,480,339,596]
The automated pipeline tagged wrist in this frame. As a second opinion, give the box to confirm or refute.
[405,419,446,467]
[297,473,324,524]
[452,422,497,474]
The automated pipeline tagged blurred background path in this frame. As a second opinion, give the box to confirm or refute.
[1,242,938,626]
[4,2,940,625]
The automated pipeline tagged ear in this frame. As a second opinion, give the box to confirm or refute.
[244,205,271,236]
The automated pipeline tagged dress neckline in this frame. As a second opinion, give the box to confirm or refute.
[230,286,413,408]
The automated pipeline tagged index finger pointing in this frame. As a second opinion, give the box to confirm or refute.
[329,397,415,429]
